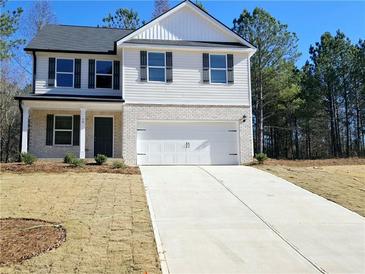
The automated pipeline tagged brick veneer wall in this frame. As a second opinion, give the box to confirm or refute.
[29,110,122,158]
[122,104,253,165]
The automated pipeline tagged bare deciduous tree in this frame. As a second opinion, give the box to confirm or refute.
[0,62,28,162]
[153,0,169,19]
[22,0,56,40]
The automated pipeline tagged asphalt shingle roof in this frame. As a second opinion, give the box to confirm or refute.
[25,25,133,54]
[25,24,249,54]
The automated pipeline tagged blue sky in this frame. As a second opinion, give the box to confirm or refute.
[7,0,365,67]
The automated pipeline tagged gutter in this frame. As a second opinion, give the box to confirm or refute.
[24,48,117,55]
[14,95,125,103]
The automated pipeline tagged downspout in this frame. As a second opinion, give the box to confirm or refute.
[18,99,23,160]
[32,51,37,93]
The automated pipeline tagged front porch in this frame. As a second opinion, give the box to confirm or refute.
[17,96,123,159]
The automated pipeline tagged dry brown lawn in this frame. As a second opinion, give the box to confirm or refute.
[256,159,365,217]
[0,172,161,274]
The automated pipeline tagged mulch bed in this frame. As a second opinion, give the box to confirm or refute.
[0,162,140,174]
[0,218,66,265]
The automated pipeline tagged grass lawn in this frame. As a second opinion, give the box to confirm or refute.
[0,172,161,274]
[256,158,365,217]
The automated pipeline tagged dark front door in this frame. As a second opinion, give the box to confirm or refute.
[94,117,113,157]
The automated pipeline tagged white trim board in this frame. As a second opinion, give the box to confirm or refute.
[122,43,254,53]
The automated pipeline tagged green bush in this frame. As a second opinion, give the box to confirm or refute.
[20,152,37,165]
[69,158,85,168]
[64,152,76,164]
[95,154,107,165]
[112,160,127,169]
[255,153,268,164]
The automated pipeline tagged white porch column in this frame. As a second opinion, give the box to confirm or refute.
[79,108,86,159]
[21,105,29,153]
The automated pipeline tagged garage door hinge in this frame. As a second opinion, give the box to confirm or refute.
[228,130,237,132]
[137,153,146,156]
[137,128,146,131]
[229,153,238,156]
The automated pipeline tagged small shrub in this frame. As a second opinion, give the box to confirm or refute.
[255,153,268,164]
[112,160,127,169]
[95,154,107,165]
[64,152,76,164]
[20,152,37,165]
[69,158,85,168]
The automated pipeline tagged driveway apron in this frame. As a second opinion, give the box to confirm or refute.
[140,166,365,274]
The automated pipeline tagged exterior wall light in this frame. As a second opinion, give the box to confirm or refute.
[240,115,247,123]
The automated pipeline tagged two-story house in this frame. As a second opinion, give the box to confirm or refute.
[15,0,256,166]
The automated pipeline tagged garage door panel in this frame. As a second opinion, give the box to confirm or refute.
[137,121,239,165]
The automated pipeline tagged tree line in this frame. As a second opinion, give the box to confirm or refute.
[1,0,364,162]
[233,9,364,159]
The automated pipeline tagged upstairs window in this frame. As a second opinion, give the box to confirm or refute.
[56,59,74,87]
[96,60,113,88]
[148,52,165,82]
[210,55,227,84]
[54,115,73,145]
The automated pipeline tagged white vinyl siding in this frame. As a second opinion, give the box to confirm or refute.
[123,48,249,105]
[135,6,235,42]
[35,52,122,96]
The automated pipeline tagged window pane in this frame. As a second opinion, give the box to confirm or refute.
[56,73,73,87]
[211,69,227,83]
[149,67,165,82]
[96,75,112,88]
[210,55,226,69]
[57,59,73,73]
[55,131,72,145]
[55,116,72,130]
[96,61,112,74]
[148,52,165,66]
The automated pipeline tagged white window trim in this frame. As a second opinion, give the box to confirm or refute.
[147,51,166,83]
[53,115,73,146]
[55,58,74,88]
[95,60,113,89]
[209,54,228,85]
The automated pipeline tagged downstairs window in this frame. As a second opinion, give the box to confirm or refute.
[54,115,73,145]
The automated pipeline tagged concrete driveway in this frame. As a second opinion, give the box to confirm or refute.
[141,166,365,274]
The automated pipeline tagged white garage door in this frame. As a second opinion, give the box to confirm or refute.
[137,121,239,165]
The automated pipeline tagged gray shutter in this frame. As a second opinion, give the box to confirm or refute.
[227,54,234,83]
[73,115,80,146]
[46,114,54,146]
[88,59,95,89]
[140,51,147,82]
[74,59,81,88]
[203,53,209,83]
[113,60,120,90]
[166,52,173,82]
[48,58,55,87]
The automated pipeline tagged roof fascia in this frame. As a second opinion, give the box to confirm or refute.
[122,43,255,53]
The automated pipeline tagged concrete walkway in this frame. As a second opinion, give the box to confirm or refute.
[141,166,365,274]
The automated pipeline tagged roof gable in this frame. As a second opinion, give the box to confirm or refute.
[117,1,254,48]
